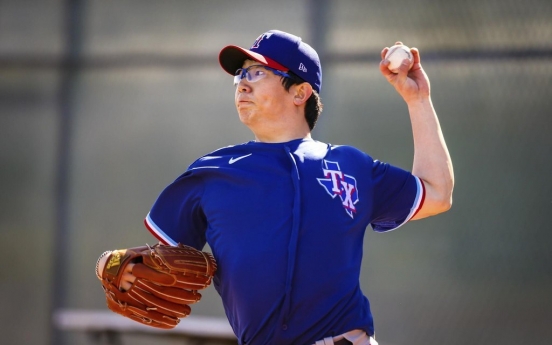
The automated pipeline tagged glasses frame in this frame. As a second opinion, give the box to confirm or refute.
[233,65,291,86]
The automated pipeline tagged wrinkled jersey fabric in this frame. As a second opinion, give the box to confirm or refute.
[145,138,424,345]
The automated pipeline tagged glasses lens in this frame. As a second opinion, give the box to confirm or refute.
[233,69,244,86]
[233,66,271,86]
[245,66,267,83]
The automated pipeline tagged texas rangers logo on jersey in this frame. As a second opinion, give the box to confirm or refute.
[317,160,359,218]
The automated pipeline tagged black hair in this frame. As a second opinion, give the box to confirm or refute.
[281,71,323,131]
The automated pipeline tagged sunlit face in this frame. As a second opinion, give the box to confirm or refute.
[234,60,294,129]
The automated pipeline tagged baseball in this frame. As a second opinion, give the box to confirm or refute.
[384,44,414,73]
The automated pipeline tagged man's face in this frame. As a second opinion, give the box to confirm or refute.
[234,60,293,129]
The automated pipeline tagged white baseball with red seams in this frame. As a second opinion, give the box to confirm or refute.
[384,44,413,73]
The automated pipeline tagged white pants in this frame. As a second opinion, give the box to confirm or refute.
[313,329,379,345]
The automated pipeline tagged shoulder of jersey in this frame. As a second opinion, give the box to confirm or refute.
[324,144,378,168]
[328,143,370,156]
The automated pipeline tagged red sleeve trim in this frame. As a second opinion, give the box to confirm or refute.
[411,179,426,218]
[143,218,170,245]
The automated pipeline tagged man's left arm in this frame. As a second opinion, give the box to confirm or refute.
[380,43,454,220]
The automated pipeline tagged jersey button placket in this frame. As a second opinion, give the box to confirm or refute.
[280,146,301,332]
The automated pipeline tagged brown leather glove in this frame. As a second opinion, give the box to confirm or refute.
[98,243,217,329]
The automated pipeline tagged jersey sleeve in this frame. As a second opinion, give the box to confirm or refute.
[369,160,425,232]
[144,171,208,250]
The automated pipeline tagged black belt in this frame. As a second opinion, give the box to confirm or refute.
[333,339,353,345]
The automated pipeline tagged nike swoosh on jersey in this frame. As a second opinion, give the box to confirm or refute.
[229,153,252,164]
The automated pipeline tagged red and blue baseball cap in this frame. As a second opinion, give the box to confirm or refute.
[219,30,322,93]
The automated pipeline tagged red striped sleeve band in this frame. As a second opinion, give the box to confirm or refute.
[144,213,177,246]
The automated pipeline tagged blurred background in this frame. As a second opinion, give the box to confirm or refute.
[1,0,551,344]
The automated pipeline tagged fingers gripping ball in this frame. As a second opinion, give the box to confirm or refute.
[384,44,414,73]
[99,243,217,329]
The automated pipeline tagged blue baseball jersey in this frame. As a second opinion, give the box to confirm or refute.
[145,138,424,345]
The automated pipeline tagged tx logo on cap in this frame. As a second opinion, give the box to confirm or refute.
[251,32,274,49]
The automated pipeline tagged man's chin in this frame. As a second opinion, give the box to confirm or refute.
[237,110,254,125]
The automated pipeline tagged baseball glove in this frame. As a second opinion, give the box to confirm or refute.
[98,243,217,329]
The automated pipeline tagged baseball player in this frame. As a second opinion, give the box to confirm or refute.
[97,30,453,345]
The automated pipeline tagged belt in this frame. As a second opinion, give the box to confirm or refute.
[334,339,353,345]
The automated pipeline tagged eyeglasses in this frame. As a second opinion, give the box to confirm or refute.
[234,65,290,86]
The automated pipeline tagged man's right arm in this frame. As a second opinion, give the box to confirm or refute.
[379,43,454,219]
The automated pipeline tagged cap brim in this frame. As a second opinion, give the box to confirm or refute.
[219,45,288,75]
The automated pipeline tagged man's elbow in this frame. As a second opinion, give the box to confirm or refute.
[433,175,454,212]
[435,188,453,214]
[415,183,453,219]
[427,198,452,217]
[439,196,453,213]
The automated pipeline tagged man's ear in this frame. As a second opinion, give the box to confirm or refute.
[292,82,313,106]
